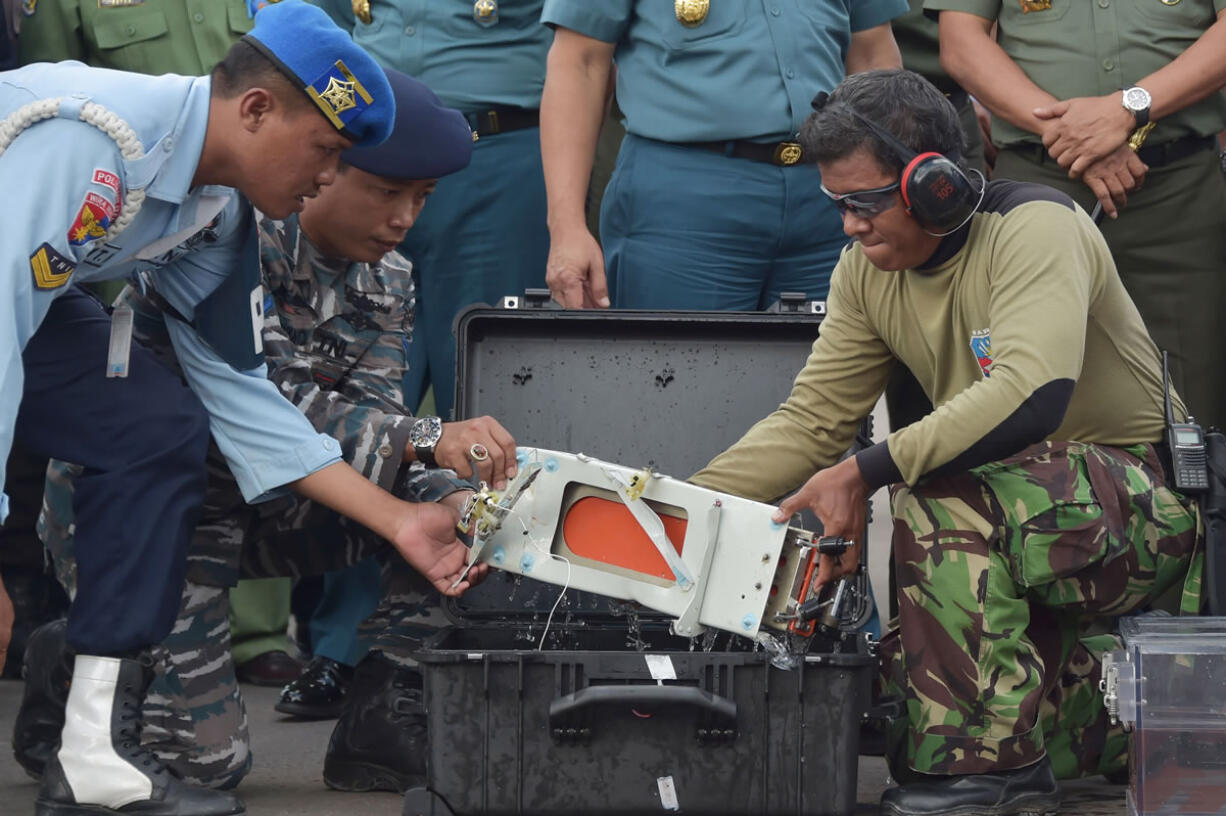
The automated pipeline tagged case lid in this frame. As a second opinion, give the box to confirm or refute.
[448,303,871,633]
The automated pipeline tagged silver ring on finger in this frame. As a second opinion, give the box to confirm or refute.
[469,443,489,462]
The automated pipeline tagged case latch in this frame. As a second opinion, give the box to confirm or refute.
[768,292,826,315]
[1100,649,1135,732]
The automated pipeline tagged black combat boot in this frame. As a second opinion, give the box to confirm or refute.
[35,654,246,816]
[879,756,1060,816]
[11,618,72,779]
[322,651,428,793]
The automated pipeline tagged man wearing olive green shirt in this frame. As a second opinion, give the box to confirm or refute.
[931,0,1226,433]
[693,69,1202,816]
[18,0,254,73]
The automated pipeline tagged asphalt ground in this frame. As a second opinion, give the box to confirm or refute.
[0,679,1128,816]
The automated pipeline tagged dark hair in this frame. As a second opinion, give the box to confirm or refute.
[799,69,965,174]
[211,38,308,111]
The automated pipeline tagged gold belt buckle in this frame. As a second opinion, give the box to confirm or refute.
[774,142,803,166]
[486,110,501,134]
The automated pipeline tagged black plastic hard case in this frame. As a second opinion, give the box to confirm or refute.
[405,295,877,816]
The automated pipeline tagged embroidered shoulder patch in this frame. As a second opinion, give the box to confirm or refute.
[31,243,75,290]
[91,168,122,199]
[969,328,993,378]
[67,192,116,247]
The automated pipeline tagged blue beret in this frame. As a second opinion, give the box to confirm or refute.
[243,0,393,147]
[342,69,474,181]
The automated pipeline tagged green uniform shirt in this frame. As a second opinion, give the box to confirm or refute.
[18,0,252,74]
[894,0,957,93]
[693,180,1178,499]
[924,0,1226,147]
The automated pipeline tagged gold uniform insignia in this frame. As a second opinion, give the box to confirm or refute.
[1018,0,1052,12]
[21,0,38,16]
[319,77,358,117]
[31,243,75,290]
[675,0,709,27]
[473,0,497,23]
[774,143,803,166]
[351,0,371,24]
[306,60,374,131]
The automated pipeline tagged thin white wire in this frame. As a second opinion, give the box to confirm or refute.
[498,486,573,651]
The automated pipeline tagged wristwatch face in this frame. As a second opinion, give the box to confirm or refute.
[1122,86,1151,113]
[409,416,443,449]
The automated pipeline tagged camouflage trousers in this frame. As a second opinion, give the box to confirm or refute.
[879,440,1201,779]
[40,458,452,789]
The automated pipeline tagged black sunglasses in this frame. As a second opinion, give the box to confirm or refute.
[820,180,901,219]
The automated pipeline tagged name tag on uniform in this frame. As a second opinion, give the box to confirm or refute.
[98,0,146,7]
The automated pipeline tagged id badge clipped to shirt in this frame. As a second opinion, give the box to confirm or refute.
[106,303,134,378]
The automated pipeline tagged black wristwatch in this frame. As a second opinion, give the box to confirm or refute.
[1121,85,1152,129]
[409,415,443,467]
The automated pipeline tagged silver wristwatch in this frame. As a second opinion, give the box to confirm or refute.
[1121,86,1151,129]
[409,415,443,467]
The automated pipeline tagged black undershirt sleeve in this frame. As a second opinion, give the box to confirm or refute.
[856,378,1076,489]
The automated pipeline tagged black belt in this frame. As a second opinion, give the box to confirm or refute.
[465,107,539,137]
[1007,133,1216,169]
[682,138,806,167]
[1136,134,1217,168]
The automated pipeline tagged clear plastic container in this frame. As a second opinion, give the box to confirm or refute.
[1114,617,1226,816]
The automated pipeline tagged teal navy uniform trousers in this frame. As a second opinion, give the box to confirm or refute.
[313,0,551,419]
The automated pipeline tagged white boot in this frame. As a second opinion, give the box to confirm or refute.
[35,654,244,816]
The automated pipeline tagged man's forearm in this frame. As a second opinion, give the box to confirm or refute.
[541,28,615,235]
[845,23,902,74]
[1137,11,1226,122]
[938,10,1057,136]
[291,460,411,542]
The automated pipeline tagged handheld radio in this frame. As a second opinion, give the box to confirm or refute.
[1163,351,1209,493]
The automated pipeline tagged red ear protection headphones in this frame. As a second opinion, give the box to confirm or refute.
[811,92,981,234]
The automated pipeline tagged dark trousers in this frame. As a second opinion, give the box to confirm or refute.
[16,286,210,654]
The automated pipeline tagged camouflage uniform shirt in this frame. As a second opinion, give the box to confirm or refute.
[255,214,466,500]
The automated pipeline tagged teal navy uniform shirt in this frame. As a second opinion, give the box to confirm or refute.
[0,62,341,521]
[310,0,550,111]
[541,0,909,143]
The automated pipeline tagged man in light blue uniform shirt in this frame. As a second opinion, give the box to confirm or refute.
[311,0,552,421]
[541,0,908,310]
[0,3,480,813]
